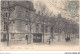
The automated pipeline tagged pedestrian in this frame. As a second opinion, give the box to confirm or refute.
[49,38,51,44]
[26,35,28,44]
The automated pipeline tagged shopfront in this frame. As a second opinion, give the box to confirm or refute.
[33,33,42,43]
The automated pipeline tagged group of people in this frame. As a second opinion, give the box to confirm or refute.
[48,36,71,44]
[26,35,71,45]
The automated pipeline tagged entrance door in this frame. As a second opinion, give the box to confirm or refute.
[33,33,42,43]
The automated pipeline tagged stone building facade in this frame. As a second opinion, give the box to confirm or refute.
[1,1,51,44]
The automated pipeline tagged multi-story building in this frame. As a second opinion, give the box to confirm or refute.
[1,1,51,45]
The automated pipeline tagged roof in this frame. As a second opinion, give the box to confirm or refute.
[1,1,36,11]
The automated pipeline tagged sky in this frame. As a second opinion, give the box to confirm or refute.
[32,0,79,24]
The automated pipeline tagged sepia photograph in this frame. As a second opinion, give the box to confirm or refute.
[0,0,79,51]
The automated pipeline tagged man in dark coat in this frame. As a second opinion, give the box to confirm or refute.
[26,35,28,44]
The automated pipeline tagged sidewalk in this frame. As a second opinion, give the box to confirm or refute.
[0,38,79,51]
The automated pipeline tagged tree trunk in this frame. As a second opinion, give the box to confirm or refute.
[30,22,32,44]
[7,1,10,46]
[64,32,66,39]
[7,24,9,46]
[58,29,60,41]
[51,27,54,41]
[58,33,60,41]
[68,33,70,38]
[42,17,45,43]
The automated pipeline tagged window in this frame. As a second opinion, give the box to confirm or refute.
[4,25,7,31]
[3,12,8,18]
[3,34,6,39]
[11,33,15,39]
[4,21,7,25]
[4,18,7,31]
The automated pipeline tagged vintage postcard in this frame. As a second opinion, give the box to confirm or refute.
[0,0,79,51]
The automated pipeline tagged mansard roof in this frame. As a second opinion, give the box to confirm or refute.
[1,1,35,11]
